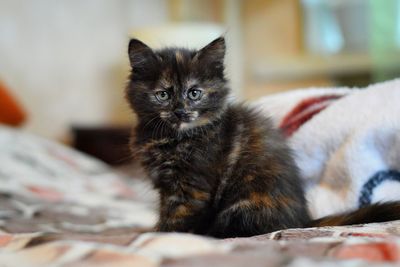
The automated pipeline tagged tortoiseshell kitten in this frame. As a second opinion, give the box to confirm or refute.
[126,37,309,237]
[126,37,400,238]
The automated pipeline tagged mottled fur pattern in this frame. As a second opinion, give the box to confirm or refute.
[126,37,400,238]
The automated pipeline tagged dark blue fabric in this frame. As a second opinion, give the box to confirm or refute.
[358,170,400,207]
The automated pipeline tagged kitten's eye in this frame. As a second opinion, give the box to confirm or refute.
[188,89,202,100]
[155,90,170,101]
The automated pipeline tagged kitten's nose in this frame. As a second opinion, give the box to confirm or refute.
[174,109,187,119]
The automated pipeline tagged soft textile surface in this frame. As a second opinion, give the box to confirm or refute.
[0,125,157,233]
[255,79,400,219]
[1,220,400,266]
[0,79,400,266]
[0,81,26,126]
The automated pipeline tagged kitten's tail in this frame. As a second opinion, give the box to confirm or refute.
[308,201,400,228]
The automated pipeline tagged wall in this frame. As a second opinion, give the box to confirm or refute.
[0,0,168,140]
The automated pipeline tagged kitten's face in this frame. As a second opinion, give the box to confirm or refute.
[126,37,229,131]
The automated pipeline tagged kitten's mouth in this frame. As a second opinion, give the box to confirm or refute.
[178,117,212,130]
[176,112,199,129]
[174,110,195,123]
[161,111,196,121]
[179,121,195,130]
[161,111,200,128]
[177,117,197,130]
[179,117,193,123]
[175,117,199,131]
[160,111,212,132]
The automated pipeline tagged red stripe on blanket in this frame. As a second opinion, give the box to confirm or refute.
[0,235,12,247]
[279,95,343,137]
[334,242,400,262]
[26,185,64,202]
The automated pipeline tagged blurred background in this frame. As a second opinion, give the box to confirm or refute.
[1,0,400,163]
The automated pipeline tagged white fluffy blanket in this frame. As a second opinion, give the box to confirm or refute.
[255,79,400,219]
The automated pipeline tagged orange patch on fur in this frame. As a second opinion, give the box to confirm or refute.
[244,175,255,182]
[191,190,210,201]
[249,192,275,208]
[141,138,169,150]
[247,129,264,153]
[172,204,191,219]
[277,196,294,207]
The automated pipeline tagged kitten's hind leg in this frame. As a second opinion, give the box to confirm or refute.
[208,203,265,238]
[208,193,310,238]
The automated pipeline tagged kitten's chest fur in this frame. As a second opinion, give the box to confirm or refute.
[134,121,227,195]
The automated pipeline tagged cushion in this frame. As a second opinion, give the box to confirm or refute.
[0,80,26,126]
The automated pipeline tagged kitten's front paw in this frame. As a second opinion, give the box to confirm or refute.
[155,220,186,233]
[155,221,169,232]
[157,216,205,234]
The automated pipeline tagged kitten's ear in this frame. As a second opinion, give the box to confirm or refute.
[194,37,226,65]
[128,38,157,68]
[194,37,226,78]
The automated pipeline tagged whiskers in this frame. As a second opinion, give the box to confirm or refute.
[139,113,176,140]
[141,115,159,133]
[151,118,167,140]
[159,111,171,119]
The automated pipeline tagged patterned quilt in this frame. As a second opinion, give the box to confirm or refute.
[0,125,400,267]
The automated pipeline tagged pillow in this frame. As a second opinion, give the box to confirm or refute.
[0,80,26,126]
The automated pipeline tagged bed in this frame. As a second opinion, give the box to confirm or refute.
[1,79,400,266]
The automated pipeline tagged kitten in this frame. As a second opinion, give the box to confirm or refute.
[126,37,400,238]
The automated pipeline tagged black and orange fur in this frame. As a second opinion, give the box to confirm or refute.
[126,37,400,238]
